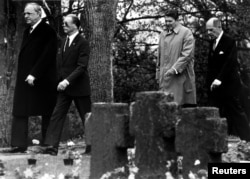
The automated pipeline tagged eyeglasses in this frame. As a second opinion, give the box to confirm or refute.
[62,22,70,27]
[23,12,35,16]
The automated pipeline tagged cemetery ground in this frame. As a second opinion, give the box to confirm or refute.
[0,139,90,179]
[0,136,249,179]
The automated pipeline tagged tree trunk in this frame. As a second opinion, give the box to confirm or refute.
[0,0,25,146]
[0,0,5,69]
[0,0,6,147]
[86,0,118,102]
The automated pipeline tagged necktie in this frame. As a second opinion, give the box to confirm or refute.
[212,40,217,51]
[29,27,33,34]
[166,29,173,35]
[63,37,69,52]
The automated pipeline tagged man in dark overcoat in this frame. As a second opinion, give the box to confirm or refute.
[206,17,250,141]
[10,2,58,152]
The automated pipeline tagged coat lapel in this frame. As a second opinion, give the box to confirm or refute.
[214,34,226,53]
[20,22,44,52]
[20,28,34,51]
[20,28,30,50]
[62,34,80,64]
[60,38,66,63]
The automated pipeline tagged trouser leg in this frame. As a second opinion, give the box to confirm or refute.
[41,115,51,144]
[11,115,28,148]
[44,92,72,147]
[74,96,91,145]
[223,96,250,141]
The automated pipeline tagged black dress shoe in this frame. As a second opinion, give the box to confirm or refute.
[3,147,27,153]
[43,146,58,156]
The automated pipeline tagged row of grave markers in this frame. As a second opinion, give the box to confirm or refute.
[89,91,228,179]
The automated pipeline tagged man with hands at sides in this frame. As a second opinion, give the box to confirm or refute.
[8,2,57,153]
[43,14,92,155]
[206,17,250,141]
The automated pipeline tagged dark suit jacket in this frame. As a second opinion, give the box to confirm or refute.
[58,34,91,96]
[12,21,58,116]
[207,33,242,100]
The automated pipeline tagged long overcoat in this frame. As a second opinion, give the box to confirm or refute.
[12,21,58,116]
[157,23,196,105]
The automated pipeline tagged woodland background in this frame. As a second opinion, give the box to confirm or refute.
[0,0,249,146]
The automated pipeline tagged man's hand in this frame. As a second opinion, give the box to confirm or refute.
[25,75,35,86]
[57,79,70,91]
[210,79,222,91]
[164,68,175,78]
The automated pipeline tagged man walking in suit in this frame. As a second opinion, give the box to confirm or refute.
[43,14,91,155]
[9,2,58,153]
[206,17,250,141]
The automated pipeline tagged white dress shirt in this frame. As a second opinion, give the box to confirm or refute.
[30,19,42,33]
[214,30,223,49]
[67,31,79,46]
[211,31,224,89]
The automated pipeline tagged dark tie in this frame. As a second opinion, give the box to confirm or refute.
[212,40,216,51]
[29,27,33,34]
[166,29,173,35]
[63,37,69,52]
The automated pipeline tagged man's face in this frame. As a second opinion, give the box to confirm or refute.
[63,16,77,35]
[206,23,219,40]
[165,16,176,31]
[24,5,40,26]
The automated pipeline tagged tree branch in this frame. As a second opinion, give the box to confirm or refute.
[121,0,134,22]
[118,15,164,24]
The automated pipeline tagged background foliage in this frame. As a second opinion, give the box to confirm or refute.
[113,0,250,105]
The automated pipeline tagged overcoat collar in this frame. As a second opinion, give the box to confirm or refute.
[162,22,181,37]
[213,33,227,52]
[172,23,181,34]
[20,21,44,51]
